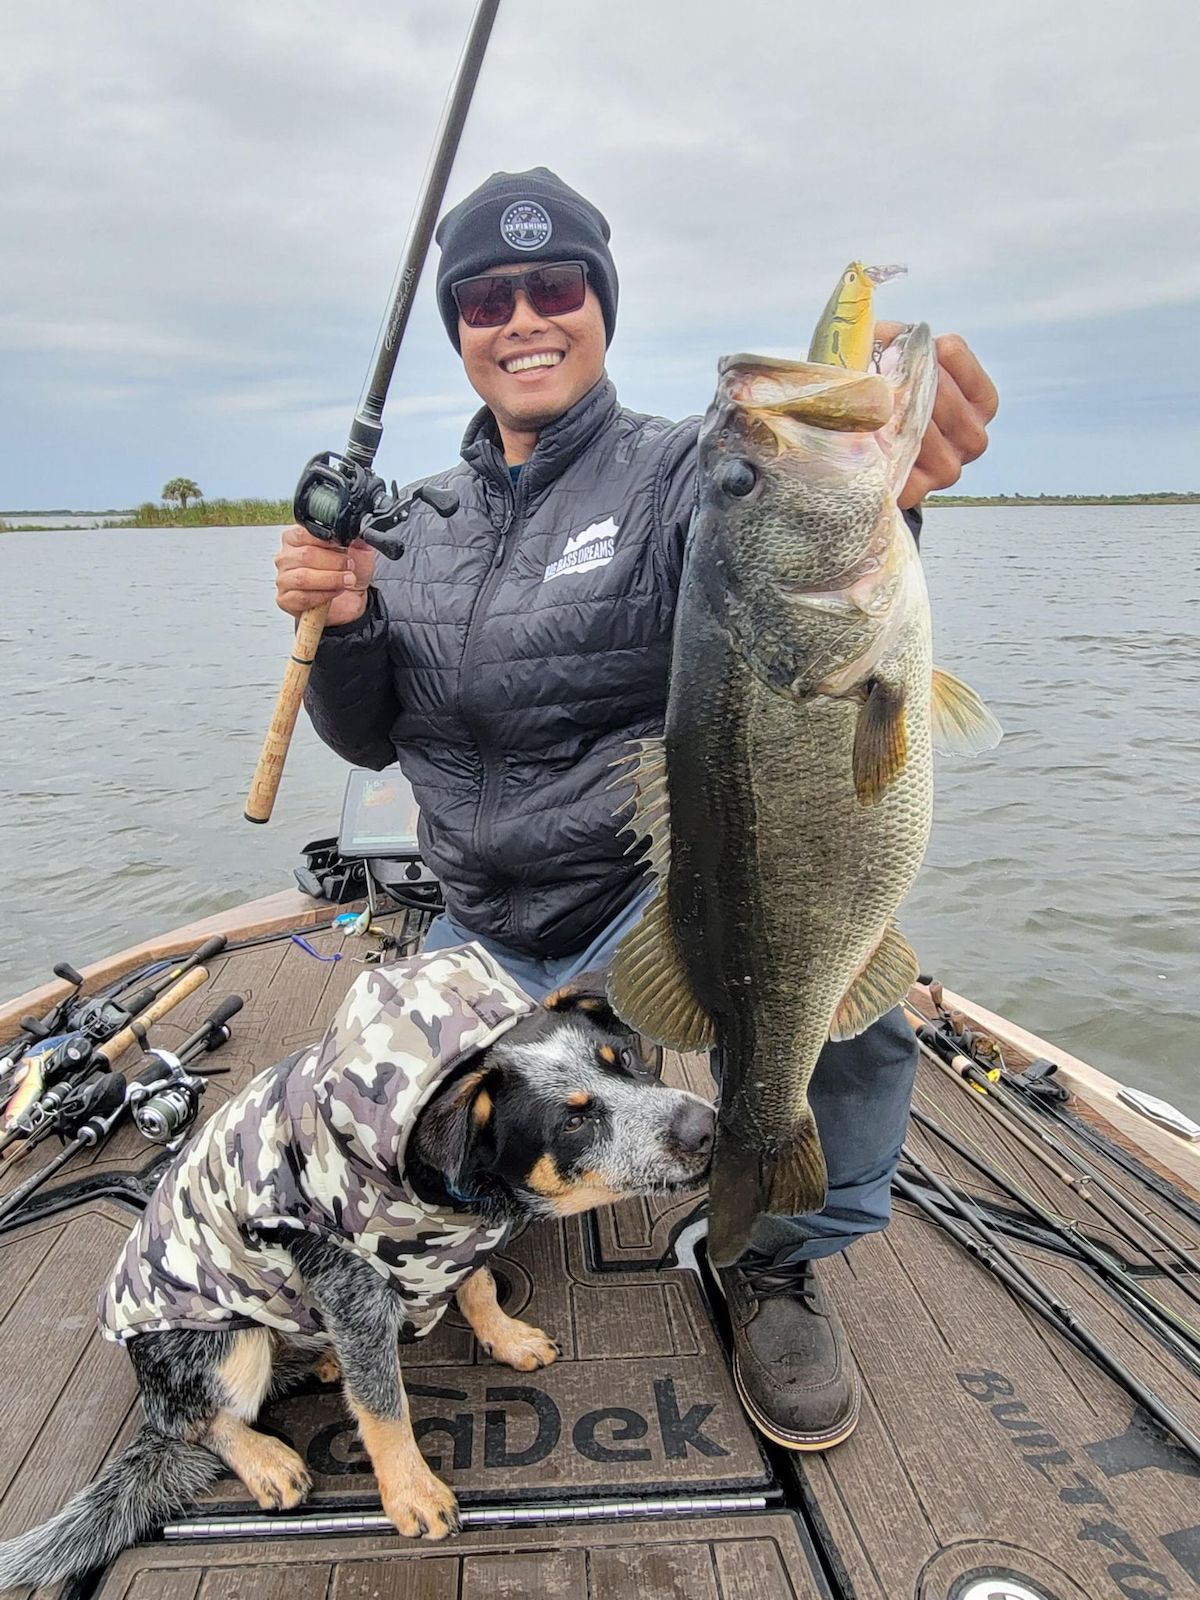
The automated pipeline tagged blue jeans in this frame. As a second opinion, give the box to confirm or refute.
[422,886,657,1003]
[422,892,917,1265]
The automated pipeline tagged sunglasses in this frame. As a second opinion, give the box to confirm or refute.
[452,261,589,329]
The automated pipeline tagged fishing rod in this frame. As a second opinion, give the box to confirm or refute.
[1003,1062,1200,1228]
[908,1004,1200,1292]
[0,1155,175,1238]
[916,1037,1200,1331]
[0,996,241,1227]
[908,1102,1200,1371]
[907,1004,1200,1303]
[244,0,502,825]
[0,955,221,1161]
[895,1149,1200,1468]
[1,935,225,1098]
[109,934,228,1008]
[911,983,1200,1223]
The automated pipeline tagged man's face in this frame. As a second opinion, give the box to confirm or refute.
[458,262,607,437]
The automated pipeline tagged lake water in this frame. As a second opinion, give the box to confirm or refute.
[1,508,1196,1112]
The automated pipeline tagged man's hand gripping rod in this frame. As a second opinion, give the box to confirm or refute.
[245,0,501,824]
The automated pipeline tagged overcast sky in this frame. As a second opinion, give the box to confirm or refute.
[4,0,1197,508]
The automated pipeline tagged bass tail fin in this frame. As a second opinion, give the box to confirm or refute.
[706,1116,828,1269]
[0,1426,221,1589]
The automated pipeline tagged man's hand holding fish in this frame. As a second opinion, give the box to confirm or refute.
[874,321,999,507]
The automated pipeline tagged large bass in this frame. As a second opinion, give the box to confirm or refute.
[610,322,1000,1267]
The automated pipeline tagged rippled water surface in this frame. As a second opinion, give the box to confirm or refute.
[1,509,1196,1111]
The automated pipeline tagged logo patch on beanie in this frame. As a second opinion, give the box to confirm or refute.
[500,201,553,252]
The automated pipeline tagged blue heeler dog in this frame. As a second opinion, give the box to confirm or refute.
[0,945,713,1589]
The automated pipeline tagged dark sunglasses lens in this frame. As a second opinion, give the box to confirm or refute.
[526,264,587,317]
[454,264,587,328]
[455,276,516,328]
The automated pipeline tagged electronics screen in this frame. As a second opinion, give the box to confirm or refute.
[337,767,423,859]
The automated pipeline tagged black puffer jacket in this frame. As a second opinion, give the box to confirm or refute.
[305,378,698,958]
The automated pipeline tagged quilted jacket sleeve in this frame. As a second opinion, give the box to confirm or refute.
[303,588,399,770]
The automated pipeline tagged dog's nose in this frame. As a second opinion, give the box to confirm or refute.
[667,1099,715,1158]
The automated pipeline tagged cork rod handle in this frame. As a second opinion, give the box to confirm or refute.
[244,601,332,824]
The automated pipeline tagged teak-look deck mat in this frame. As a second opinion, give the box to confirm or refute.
[1,913,1198,1599]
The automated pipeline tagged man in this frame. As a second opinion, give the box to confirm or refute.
[275,167,998,1453]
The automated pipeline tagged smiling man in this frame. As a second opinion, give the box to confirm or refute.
[454,262,608,458]
[275,167,998,1456]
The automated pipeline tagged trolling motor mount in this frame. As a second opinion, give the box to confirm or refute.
[294,451,458,562]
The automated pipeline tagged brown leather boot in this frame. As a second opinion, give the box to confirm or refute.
[717,1253,860,1450]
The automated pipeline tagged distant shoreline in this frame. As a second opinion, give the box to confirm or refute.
[3,492,1198,533]
[0,499,290,532]
[0,508,134,517]
[926,493,1200,507]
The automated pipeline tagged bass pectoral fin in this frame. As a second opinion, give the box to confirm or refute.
[706,1117,828,1269]
[852,677,908,804]
[830,923,919,1040]
[607,737,716,1052]
[931,667,1003,755]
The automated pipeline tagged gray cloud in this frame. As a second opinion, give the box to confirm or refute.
[3,0,1198,505]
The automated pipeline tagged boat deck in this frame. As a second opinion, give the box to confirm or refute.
[2,910,1199,1599]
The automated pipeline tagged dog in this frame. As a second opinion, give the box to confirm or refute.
[0,945,713,1590]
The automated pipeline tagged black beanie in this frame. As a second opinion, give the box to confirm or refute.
[435,167,618,351]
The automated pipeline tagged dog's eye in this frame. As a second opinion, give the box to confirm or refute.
[619,1048,638,1071]
[563,1111,588,1132]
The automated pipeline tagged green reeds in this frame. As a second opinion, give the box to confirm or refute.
[119,498,294,528]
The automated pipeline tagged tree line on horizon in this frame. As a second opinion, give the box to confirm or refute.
[927,490,1198,505]
[3,485,1198,535]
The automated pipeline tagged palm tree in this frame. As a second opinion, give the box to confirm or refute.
[162,478,203,510]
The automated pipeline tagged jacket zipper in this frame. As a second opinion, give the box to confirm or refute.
[457,475,524,917]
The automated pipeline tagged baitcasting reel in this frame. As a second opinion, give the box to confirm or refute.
[294,452,458,562]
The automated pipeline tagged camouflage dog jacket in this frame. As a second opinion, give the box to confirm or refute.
[98,943,537,1344]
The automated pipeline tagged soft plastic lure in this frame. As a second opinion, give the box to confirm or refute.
[290,934,342,963]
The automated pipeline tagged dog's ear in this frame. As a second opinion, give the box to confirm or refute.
[410,1064,502,1196]
[542,968,628,1034]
